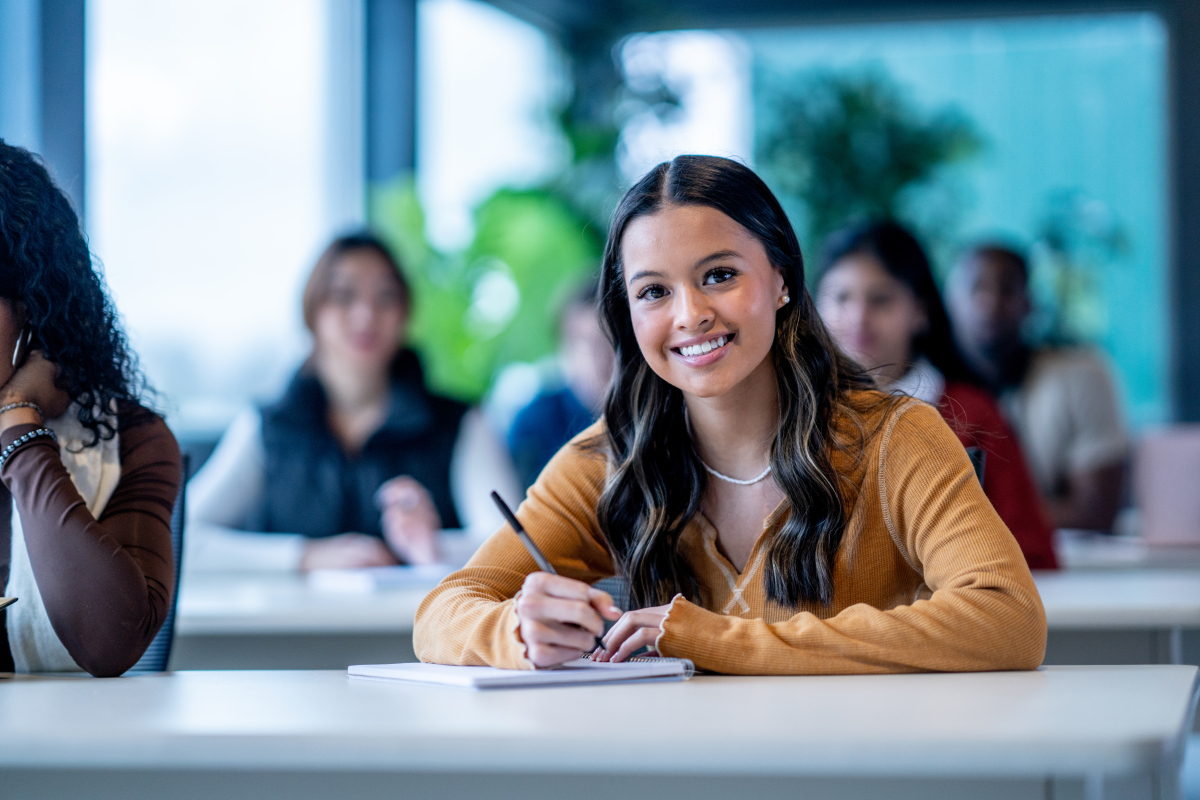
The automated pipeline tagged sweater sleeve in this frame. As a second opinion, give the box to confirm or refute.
[2,413,182,677]
[413,425,615,669]
[655,402,1047,675]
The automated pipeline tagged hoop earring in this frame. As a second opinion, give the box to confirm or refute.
[11,326,31,369]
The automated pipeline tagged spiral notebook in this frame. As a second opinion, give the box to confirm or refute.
[348,656,695,689]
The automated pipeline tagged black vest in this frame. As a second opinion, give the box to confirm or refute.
[255,351,467,537]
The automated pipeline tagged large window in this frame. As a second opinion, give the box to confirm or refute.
[87,0,562,436]
[626,14,1167,427]
[417,0,563,251]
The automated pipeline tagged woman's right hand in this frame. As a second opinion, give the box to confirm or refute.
[514,572,622,668]
[299,532,399,571]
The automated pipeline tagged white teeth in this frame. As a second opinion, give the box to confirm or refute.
[680,335,729,357]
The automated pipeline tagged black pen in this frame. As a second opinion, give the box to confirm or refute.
[490,491,557,574]
[490,491,606,656]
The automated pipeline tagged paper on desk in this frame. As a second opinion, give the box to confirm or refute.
[348,657,695,689]
[308,564,455,594]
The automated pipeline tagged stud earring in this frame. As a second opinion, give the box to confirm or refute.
[781,295,791,305]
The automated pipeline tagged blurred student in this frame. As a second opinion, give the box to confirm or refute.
[0,141,182,676]
[415,156,1046,673]
[187,233,519,571]
[815,221,1057,569]
[946,244,1127,532]
[508,282,614,490]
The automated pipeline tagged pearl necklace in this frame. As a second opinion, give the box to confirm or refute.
[699,459,773,486]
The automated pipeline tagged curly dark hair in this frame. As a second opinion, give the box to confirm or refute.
[0,140,150,442]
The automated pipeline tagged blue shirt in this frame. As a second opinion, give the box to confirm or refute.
[508,387,596,490]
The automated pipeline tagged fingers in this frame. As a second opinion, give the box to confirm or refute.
[516,578,605,637]
[516,573,623,667]
[587,587,623,621]
[596,609,667,662]
[606,627,660,663]
[376,476,435,515]
[300,533,398,570]
[520,617,599,656]
[524,640,588,669]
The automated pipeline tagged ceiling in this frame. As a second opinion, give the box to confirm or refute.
[481,0,1163,39]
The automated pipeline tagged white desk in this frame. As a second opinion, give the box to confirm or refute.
[174,569,1200,671]
[0,666,1195,800]
[171,572,429,669]
[1035,570,1200,670]
[1055,533,1200,571]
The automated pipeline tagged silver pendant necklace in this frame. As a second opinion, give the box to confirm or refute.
[699,459,773,486]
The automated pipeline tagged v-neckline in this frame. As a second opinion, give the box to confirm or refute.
[695,499,790,577]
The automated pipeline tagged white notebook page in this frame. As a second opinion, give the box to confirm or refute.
[348,657,695,689]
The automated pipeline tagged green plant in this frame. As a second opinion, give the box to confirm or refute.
[371,180,602,402]
[1029,189,1129,345]
[756,68,982,265]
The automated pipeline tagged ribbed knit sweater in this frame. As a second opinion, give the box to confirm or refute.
[414,395,1047,674]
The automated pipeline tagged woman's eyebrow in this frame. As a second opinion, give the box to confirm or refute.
[694,250,741,269]
[626,269,663,284]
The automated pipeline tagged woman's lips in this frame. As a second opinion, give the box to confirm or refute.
[670,333,734,366]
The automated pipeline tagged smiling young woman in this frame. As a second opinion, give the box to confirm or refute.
[414,156,1046,674]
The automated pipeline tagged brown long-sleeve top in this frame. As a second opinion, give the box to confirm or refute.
[414,395,1047,674]
[0,407,182,677]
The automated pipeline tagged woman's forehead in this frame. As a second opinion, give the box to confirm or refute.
[621,206,765,274]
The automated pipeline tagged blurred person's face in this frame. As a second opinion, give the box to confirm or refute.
[946,252,1030,351]
[816,253,927,379]
[621,204,788,400]
[313,249,406,375]
[560,303,613,411]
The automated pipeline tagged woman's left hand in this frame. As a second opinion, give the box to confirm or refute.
[0,351,70,421]
[593,603,673,662]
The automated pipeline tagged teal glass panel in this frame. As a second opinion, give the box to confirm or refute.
[749,14,1167,427]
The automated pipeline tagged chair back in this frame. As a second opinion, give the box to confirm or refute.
[965,446,987,485]
[127,453,188,673]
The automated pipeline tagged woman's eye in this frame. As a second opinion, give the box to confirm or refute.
[868,292,895,308]
[703,267,737,285]
[330,289,356,306]
[637,285,667,300]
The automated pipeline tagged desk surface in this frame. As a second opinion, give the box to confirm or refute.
[0,666,1196,779]
[176,572,427,635]
[180,568,1200,639]
[1034,570,1200,629]
[1056,533,1200,570]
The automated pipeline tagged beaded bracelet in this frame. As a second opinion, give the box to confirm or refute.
[0,427,58,472]
[0,401,42,418]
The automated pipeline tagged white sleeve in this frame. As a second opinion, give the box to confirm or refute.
[1064,352,1129,473]
[184,407,306,572]
[449,407,522,542]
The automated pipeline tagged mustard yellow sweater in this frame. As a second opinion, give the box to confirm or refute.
[414,396,1047,674]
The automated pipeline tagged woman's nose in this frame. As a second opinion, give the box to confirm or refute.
[845,299,870,331]
[349,299,377,326]
[674,287,713,330]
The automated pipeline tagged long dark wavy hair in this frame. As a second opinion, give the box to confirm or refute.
[817,220,979,385]
[596,155,879,610]
[0,140,150,442]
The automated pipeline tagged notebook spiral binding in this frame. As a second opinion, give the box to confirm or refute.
[583,654,696,679]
